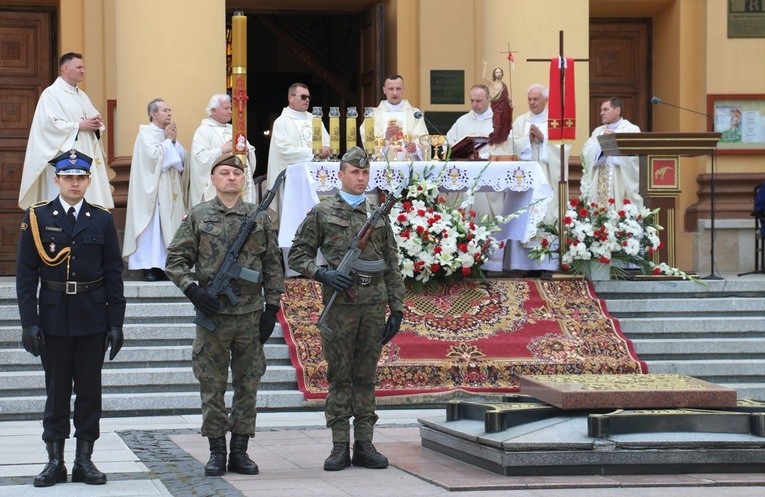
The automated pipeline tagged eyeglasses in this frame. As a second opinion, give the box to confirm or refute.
[291,94,311,101]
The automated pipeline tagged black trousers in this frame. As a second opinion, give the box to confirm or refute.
[40,333,105,443]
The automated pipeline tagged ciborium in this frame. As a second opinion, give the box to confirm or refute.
[430,135,446,161]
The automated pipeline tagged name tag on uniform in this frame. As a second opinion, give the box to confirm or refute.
[45,226,63,232]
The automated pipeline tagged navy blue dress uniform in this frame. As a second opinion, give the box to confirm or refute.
[16,150,126,487]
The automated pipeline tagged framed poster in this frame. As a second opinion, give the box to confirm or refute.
[707,94,765,154]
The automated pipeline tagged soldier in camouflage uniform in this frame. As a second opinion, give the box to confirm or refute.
[166,153,284,477]
[289,147,405,471]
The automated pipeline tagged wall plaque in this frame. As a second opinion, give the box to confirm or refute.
[728,0,765,38]
[430,70,464,105]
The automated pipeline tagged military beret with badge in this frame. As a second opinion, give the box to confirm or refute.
[212,153,245,172]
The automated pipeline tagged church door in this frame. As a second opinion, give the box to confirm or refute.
[589,19,652,132]
[0,7,56,275]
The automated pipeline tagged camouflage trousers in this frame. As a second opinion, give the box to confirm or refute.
[192,310,265,438]
[322,303,385,443]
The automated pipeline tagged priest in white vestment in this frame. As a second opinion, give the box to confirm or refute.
[188,94,257,208]
[19,52,114,210]
[581,97,642,208]
[122,99,187,281]
[360,75,429,161]
[505,84,572,271]
[266,82,329,225]
[512,84,572,224]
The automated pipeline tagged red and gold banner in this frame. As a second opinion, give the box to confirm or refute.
[548,57,576,144]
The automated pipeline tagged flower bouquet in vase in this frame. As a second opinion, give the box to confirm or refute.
[529,197,696,282]
[387,163,531,283]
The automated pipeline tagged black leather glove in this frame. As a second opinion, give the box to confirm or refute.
[315,268,353,292]
[382,311,404,345]
[259,303,279,344]
[184,283,221,315]
[22,325,44,357]
[104,326,124,361]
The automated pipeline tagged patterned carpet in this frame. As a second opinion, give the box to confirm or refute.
[278,278,646,399]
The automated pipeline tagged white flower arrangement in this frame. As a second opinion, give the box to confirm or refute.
[529,197,695,281]
[386,164,526,283]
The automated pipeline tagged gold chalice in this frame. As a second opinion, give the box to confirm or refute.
[402,133,413,161]
[430,135,446,161]
[374,136,387,162]
[419,135,432,161]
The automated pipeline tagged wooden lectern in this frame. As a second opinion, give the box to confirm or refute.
[598,132,721,267]
[450,136,490,160]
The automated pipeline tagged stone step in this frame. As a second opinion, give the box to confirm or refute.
[0,365,298,397]
[0,390,310,421]
[632,338,765,359]
[645,359,765,378]
[604,297,765,317]
[618,316,765,337]
[0,344,293,372]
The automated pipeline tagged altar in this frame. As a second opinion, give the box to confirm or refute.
[277,161,555,272]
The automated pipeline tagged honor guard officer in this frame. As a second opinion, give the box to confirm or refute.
[16,149,126,487]
[289,147,406,471]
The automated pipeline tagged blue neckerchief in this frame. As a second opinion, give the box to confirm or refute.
[339,191,366,207]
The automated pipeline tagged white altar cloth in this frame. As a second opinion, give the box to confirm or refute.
[277,161,555,272]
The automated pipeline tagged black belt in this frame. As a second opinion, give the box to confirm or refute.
[42,278,104,295]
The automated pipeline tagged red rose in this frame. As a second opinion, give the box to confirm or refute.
[623,199,631,204]
[541,238,549,247]
[469,210,477,218]
[499,241,505,249]
[608,198,615,204]
[434,246,443,254]
[599,256,610,264]
[653,267,662,275]
[397,214,407,222]
[416,225,425,234]
[427,218,436,225]
[461,267,471,275]
[618,210,626,218]
[417,209,426,217]
[430,263,441,273]
[458,243,469,253]
[564,216,573,225]
[402,201,412,210]
[579,208,588,217]
[570,199,579,207]
[437,196,446,203]
[562,263,570,270]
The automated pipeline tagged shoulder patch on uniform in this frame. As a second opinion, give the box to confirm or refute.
[20,221,28,231]
[90,203,111,212]
[30,200,51,209]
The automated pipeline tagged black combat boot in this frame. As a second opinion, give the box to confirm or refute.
[205,436,227,476]
[33,439,67,487]
[323,442,351,471]
[351,440,389,469]
[228,433,259,474]
[71,439,107,484]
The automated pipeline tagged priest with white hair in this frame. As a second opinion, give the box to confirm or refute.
[188,94,257,207]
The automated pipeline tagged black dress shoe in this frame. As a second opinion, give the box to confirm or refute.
[144,269,157,281]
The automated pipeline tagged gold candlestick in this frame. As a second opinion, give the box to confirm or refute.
[346,106,358,153]
[363,107,375,155]
[312,106,323,161]
[329,107,340,160]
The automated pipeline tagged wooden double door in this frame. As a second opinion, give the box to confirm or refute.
[0,7,56,275]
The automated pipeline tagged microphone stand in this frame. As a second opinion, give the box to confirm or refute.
[652,97,721,280]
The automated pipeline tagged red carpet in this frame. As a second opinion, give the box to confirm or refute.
[278,278,646,400]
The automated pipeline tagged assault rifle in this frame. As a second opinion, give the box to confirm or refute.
[194,169,286,332]
[316,184,405,339]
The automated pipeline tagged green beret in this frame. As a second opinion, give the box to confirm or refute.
[212,153,245,172]
[341,146,369,169]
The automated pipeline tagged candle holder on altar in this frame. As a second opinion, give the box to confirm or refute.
[329,107,340,160]
[312,106,324,161]
[363,107,375,156]
[346,106,358,153]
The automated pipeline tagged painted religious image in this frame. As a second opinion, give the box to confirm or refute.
[711,97,765,150]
